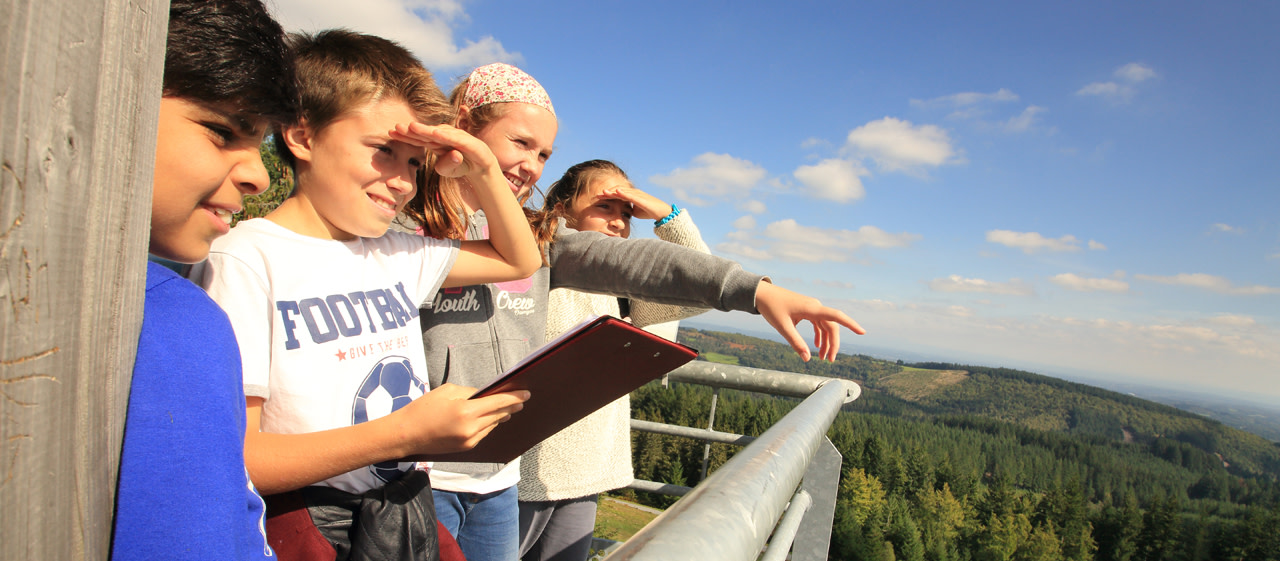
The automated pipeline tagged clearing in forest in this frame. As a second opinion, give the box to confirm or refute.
[878,366,969,401]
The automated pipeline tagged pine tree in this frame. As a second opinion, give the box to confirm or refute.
[886,496,926,561]
[1136,494,1182,561]
[1094,493,1143,561]
[914,483,965,561]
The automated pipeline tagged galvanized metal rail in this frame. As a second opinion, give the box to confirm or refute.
[601,361,860,561]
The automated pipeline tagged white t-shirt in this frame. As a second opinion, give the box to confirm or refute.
[198,218,460,493]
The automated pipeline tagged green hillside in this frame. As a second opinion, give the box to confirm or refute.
[620,328,1280,561]
[677,328,1280,478]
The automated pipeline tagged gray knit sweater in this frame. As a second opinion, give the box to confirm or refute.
[517,211,710,501]
[421,211,763,481]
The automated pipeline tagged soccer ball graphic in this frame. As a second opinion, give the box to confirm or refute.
[352,355,425,482]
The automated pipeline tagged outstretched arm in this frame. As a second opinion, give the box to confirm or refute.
[391,123,541,286]
[243,385,528,495]
[547,227,763,311]
[547,227,865,360]
[628,209,714,327]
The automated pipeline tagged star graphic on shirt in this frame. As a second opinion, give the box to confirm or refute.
[335,348,347,361]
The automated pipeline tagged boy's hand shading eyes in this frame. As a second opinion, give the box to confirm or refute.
[390,122,499,180]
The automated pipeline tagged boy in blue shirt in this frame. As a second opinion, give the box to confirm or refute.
[111,1,298,558]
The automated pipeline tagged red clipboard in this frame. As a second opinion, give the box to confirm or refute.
[411,316,698,463]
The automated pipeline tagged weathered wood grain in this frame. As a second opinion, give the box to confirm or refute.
[1,0,166,558]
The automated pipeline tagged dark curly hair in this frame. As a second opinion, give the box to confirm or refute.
[163,0,299,125]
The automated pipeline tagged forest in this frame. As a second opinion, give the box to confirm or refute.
[243,140,1279,559]
[618,328,1280,561]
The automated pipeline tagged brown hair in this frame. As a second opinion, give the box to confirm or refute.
[403,73,558,257]
[541,160,629,229]
[273,29,451,170]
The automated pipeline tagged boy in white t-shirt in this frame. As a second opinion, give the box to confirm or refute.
[194,30,541,560]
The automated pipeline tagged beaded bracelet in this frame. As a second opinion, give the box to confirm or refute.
[654,204,682,227]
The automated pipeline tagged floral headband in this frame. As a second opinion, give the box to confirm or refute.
[462,62,555,117]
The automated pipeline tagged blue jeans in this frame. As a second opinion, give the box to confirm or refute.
[433,486,519,561]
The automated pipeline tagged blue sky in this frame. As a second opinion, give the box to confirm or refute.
[270,1,1279,402]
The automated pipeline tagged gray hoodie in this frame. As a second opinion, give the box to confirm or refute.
[420,211,764,475]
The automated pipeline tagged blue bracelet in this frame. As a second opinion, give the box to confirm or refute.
[654,204,682,227]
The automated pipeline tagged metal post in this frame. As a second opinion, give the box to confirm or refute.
[759,490,813,561]
[792,437,842,561]
[699,387,719,481]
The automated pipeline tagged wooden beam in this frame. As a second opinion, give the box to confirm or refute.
[0,0,166,558]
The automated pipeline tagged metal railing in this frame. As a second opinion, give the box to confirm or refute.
[598,361,861,561]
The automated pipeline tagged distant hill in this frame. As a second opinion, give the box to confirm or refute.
[625,327,1280,559]
[678,327,1280,479]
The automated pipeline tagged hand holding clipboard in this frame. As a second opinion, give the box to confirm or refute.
[407,316,698,463]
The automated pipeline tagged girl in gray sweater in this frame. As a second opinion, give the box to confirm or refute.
[402,64,865,561]
[517,160,711,561]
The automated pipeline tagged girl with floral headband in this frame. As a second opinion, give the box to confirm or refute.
[401,63,865,561]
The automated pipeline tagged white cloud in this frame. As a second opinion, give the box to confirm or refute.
[1207,314,1258,328]
[1115,63,1157,83]
[910,88,1019,108]
[900,302,980,318]
[718,220,920,263]
[928,275,1034,296]
[1050,273,1130,293]
[714,242,772,261]
[1076,62,1156,103]
[822,299,1279,398]
[1042,314,1275,359]
[1088,240,1107,251]
[792,159,868,203]
[1039,313,1277,362]
[271,0,518,70]
[1134,273,1280,295]
[765,220,916,249]
[912,90,1047,134]
[1002,106,1046,133]
[1077,82,1131,98]
[986,230,1082,253]
[813,279,857,290]
[649,153,768,206]
[739,200,767,214]
[844,117,960,174]
[1210,223,1244,235]
[732,215,757,230]
[851,299,898,312]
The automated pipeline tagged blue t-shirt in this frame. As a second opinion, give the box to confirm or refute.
[112,262,272,560]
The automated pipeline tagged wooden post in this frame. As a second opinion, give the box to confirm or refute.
[0,0,166,558]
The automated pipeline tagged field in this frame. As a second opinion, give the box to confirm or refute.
[699,351,739,365]
[593,496,660,543]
